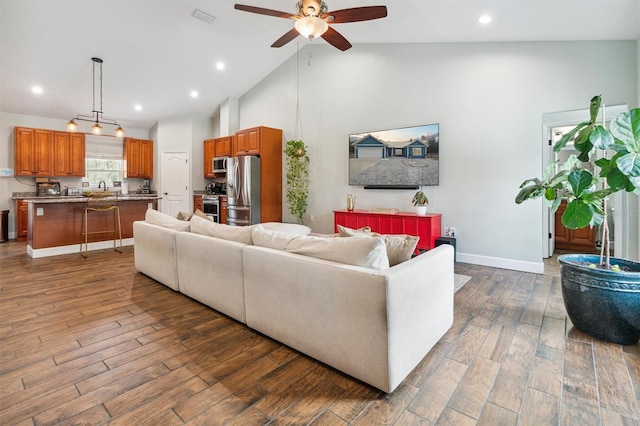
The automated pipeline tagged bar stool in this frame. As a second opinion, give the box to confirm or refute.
[80,194,123,258]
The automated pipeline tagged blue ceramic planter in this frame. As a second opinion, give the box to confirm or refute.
[558,254,640,345]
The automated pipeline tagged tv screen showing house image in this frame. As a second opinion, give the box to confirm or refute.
[349,123,439,188]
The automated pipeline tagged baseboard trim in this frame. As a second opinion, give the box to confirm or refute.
[27,238,134,258]
[457,252,544,274]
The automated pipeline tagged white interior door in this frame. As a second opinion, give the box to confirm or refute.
[161,151,189,217]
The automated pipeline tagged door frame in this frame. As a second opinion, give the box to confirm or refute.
[541,104,628,258]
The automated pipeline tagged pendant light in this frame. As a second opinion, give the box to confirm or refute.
[67,57,125,137]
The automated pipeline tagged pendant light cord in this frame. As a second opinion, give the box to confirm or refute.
[295,41,303,141]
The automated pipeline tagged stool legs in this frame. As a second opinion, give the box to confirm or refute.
[80,204,123,258]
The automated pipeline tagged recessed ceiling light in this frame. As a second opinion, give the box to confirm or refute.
[216,62,225,71]
[190,90,199,98]
[478,14,492,24]
[134,104,143,111]
[32,86,43,94]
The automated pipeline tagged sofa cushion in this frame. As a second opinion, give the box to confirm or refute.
[176,211,193,221]
[252,227,389,270]
[190,215,260,245]
[145,208,191,231]
[337,225,419,266]
[261,222,312,236]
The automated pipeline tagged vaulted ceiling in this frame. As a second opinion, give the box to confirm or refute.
[1,0,638,131]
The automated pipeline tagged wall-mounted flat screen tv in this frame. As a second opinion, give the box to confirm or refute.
[348,123,439,189]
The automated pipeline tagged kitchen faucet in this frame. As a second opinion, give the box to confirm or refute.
[98,181,106,191]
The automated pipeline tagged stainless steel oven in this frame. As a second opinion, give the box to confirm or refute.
[202,195,220,223]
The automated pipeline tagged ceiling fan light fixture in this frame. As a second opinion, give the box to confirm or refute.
[294,16,328,40]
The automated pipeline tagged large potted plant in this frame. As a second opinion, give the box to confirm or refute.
[515,95,640,344]
[284,139,310,224]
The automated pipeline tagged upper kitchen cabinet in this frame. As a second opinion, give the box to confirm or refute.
[52,132,85,176]
[124,137,153,178]
[234,127,261,156]
[204,136,232,177]
[214,136,232,157]
[14,127,53,176]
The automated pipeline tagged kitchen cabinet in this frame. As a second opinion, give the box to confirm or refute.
[124,138,153,178]
[194,195,203,212]
[14,127,53,176]
[52,132,85,176]
[203,139,215,177]
[204,136,232,177]
[16,199,28,241]
[334,210,442,251]
[233,127,261,156]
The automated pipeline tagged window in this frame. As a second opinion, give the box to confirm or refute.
[85,157,123,187]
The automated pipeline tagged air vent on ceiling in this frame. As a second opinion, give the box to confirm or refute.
[192,9,216,24]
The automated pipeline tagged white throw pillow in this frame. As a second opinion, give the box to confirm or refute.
[337,225,419,266]
[145,208,191,231]
[190,215,260,245]
[252,227,389,270]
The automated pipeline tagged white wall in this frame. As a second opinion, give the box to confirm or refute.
[237,40,637,272]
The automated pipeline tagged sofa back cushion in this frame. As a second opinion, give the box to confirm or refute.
[337,225,419,266]
[190,215,260,245]
[145,208,191,231]
[252,227,389,270]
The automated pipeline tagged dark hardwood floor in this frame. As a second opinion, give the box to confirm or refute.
[1,240,638,425]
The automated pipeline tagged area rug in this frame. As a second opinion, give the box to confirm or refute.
[454,274,472,293]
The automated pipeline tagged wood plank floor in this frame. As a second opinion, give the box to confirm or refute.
[1,240,638,425]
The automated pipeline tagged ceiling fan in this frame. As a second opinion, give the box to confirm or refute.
[234,1,387,51]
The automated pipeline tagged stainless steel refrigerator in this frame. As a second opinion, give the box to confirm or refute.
[226,156,261,226]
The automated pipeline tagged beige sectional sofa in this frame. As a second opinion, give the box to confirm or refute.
[133,210,455,393]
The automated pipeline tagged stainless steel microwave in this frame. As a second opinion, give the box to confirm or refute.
[212,157,228,173]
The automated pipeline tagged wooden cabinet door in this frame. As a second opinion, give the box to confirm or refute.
[16,200,28,240]
[14,127,52,176]
[204,139,215,177]
[52,132,84,176]
[140,139,153,178]
[214,137,232,157]
[234,128,260,155]
[34,129,53,176]
[14,128,36,176]
[194,195,203,213]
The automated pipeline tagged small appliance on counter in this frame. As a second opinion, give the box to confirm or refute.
[37,180,61,196]
[64,187,83,196]
[141,179,150,194]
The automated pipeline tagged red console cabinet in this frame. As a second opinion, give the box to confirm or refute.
[334,210,442,251]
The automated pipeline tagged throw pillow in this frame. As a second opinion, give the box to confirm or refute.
[190,215,259,245]
[337,225,419,266]
[176,211,193,221]
[261,222,312,236]
[252,227,389,270]
[145,208,191,231]
[193,209,212,221]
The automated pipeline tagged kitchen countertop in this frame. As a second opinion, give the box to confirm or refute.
[13,193,161,203]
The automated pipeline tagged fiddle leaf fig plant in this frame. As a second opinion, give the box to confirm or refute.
[515,95,640,268]
[284,139,310,224]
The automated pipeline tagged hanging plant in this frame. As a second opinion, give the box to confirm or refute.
[284,139,310,224]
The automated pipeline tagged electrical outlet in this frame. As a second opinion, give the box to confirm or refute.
[310,214,315,222]
[36,208,44,216]
[449,227,456,237]
[444,226,450,236]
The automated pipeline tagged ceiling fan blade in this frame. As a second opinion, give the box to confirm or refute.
[234,4,293,19]
[271,28,300,48]
[321,27,352,51]
[325,6,387,24]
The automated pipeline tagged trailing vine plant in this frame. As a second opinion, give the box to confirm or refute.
[284,139,310,224]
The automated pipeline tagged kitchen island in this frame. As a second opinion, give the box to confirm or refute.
[19,194,160,258]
